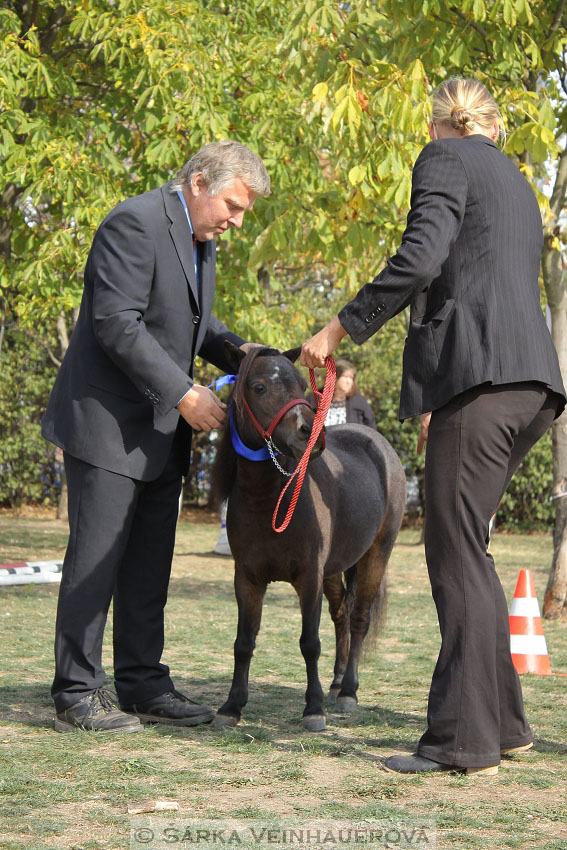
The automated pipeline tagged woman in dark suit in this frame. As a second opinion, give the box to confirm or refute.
[301,79,565,776]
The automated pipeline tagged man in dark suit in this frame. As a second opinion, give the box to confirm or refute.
[42,140,270,733]
[300,80,565,775]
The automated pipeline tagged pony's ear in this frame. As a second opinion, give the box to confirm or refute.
[224,340,247,373]
[282,346,301,363]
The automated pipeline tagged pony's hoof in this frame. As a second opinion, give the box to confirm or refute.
[212,713,239,728]
[327,687,341,705]
[335,696,357,714]
[302,714,326,732]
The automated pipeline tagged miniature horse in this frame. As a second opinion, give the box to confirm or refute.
[212,343,406,731]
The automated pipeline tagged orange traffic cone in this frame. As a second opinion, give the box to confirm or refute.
[509,569,552,675]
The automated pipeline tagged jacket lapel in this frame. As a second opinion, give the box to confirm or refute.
[199,239,216,321]
[163,186,200,306]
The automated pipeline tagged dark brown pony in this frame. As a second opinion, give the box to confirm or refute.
[212,344,406,731]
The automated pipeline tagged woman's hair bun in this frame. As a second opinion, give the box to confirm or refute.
[450,106,474,129]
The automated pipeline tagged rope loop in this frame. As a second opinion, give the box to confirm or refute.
[272,356,336,533]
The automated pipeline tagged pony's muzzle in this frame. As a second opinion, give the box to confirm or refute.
[287,409,324,460]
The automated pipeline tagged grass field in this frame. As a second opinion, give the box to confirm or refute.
[0,512,566,850]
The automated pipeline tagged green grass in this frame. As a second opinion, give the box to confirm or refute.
[0,515,566,850]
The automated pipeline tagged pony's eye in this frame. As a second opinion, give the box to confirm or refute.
[252,382,266,395]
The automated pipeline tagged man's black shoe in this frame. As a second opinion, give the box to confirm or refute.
[55,688,143,733]
[121,689,215,727]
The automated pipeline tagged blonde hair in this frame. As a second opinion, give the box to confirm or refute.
[431,78,504,141]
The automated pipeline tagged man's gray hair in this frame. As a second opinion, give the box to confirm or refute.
[171,140,270,197]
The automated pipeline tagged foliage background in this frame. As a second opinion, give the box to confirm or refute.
[1,0,566,528]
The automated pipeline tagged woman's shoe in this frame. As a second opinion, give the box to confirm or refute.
[385,754,498,776]
[465,765,499,776]
[384,754,451,773]
[501,742,533,755]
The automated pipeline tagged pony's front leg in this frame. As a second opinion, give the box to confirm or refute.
[214,567,266,728]
[296,576,326,732]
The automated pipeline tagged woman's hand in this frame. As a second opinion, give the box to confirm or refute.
[300,315,348,368]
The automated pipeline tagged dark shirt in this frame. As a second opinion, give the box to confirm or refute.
[308,391,376,429]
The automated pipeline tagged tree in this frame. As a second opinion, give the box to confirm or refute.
[0,1,320,344]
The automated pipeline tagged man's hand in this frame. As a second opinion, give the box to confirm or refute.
[300,315,347,369]
[177,384,227,431]
[417,412,432,455]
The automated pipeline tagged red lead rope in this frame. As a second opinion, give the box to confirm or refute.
[272,356,336,533]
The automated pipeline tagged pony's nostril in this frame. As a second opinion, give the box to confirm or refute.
[300,424,311,438]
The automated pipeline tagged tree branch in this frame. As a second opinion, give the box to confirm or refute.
[39,4,67,53]
[547,0,566,39]
[548,137,567,223]
[447,5,491,50]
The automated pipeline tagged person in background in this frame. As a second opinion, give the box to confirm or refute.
[300,79,565,776]
[42,141,270,733]
[310,358,376,428]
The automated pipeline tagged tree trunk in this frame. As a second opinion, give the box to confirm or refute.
[542,142,567,619]
[545,306,567,618]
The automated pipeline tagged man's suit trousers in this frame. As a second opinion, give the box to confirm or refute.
[417,382,558,768]
[52,436,185,712]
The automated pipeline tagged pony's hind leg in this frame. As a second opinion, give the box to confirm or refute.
[323,569,353,704]
[335,538,389,715]
[294,573,326,731]
[213,567,267,728]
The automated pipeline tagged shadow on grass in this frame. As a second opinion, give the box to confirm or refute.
[176,550,234,560]
[528,736,567,755]
[4,683,566,761]
[0,679,423,747]
[0,683,54,729]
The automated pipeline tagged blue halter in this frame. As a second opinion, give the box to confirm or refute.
[208,372,277,462]
[229,406,274,462]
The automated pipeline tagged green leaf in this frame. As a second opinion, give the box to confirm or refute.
[312,82,328,102]
[348,164,367,186]
[331,96,349,130]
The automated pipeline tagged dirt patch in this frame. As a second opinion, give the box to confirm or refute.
[180,505,220,525]
[0,505,58,519]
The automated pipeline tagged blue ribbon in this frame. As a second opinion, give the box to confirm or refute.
[229,406,274,462]
[209,374,237,392]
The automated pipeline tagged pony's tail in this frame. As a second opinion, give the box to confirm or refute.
[362,572,388,660]
[360,440,406,658]
[336,567,357,661]
[338,565,388,661]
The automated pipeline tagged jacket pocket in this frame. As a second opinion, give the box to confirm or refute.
[87,372,146,403]
[404,299,456,383]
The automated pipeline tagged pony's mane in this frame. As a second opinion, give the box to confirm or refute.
[231,346,280,418]
[211,346,280,506]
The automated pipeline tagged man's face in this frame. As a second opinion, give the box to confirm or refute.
[186,174,258,242]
